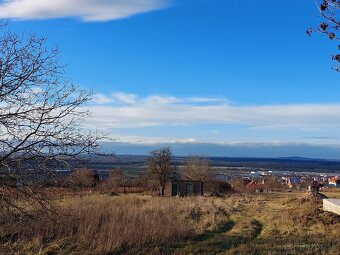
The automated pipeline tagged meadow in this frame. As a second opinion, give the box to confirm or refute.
[1,191,340,255]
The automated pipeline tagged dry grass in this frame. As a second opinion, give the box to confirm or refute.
[322,190,340,199]
[1,192,340,255]
[219,193,340,255]
[174,192,340,254]
[1,195,227,255]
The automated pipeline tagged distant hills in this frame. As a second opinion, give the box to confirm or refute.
[78,154,340,175]
[276,156,330,162]
[100,141,340,160]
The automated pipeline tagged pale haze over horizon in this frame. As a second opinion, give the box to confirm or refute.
[3,0,340,158]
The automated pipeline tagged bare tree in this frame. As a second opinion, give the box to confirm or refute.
[182,155,212,182]
[262,176,285,191]
[67,169,97,190]
[182,155,232,194]
[106,169,129,193]
[147,147,174,196]
[0,26,103,219]
[308,0,340,70]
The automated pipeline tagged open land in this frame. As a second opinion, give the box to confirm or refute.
[1,191,340,255]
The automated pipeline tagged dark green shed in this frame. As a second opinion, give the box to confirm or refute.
[171,180,204,196]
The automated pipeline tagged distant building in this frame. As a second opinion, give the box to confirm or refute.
[328,177,340,188]
[287,177,301,189]
[320,175,329,183]
[215,174,233,181]
[95,170,110,181]
[246,180,265,193]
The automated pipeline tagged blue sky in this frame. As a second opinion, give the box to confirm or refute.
[3,0,340,157]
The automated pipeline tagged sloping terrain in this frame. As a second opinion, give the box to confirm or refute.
[1,192,340,255]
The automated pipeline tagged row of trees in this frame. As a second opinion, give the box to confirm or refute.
[146,147,231,196]
[47,146,290,198]
[59,148,214,196]
[146,148,288,195]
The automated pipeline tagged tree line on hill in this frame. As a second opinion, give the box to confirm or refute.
[55,147,286,197]
[54,148,233,196]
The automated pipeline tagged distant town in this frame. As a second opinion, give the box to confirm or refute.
[55,155,340,192]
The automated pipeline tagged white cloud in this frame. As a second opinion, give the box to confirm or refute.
[210,130,219,135]
[93,94,113,104]
[144,95,179,105]
[187,97,226,103]
[110,135,313,146]
[84,92,340,129]
[112,92,137,104]
[111,135,197,145]
[0,0,169,21]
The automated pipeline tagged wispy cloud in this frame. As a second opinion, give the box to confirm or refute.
[306,136,340,140]
[106,140,340,159]
[111,135,197,145]
[85,92,340,129]
[112,92,138,104]
[112,135,299,146]
[93,94,113,104]
[0,0,170,22]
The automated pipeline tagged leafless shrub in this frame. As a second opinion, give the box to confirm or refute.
[66,169,97,190]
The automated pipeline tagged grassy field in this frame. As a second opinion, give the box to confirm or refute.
[1,192,340,255]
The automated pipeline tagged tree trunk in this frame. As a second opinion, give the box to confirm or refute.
[161,185,165,196]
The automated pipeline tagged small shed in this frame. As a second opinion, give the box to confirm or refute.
[171,180,204,196]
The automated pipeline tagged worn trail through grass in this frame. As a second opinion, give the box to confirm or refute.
[173,212,263,255]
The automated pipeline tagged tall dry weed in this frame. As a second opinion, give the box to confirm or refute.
[8,195,225,254]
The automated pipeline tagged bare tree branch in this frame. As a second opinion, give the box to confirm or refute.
[308,0,340,71]
[0,25,105,220]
